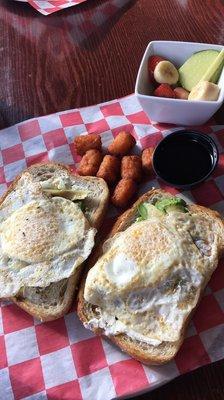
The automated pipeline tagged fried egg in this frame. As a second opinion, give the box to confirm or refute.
[84,210,219,345]
[0,195,96,298]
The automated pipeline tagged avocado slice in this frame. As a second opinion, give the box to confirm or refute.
[136,203,163,221]
[155,197,188,214]
[136,198,188,221]
[179,50,220,91]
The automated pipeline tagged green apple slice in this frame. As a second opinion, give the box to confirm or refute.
[199,49,224,83]
[179,50,220,91]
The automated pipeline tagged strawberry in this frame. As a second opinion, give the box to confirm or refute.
[148,55,165,79]
[154,84,176,98]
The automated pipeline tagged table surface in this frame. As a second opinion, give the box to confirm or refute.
[0,0,224,399]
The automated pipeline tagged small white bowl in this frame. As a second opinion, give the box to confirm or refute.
[135,41,224,126]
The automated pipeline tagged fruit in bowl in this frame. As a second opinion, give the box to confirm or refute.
[148,56,179,85]
[148,49,224,101]
[135,41,224,125]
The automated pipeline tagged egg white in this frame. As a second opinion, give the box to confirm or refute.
[0,195,96,298]
[84,212,218,345]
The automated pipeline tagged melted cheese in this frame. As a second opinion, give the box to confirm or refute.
[40,176,90,200]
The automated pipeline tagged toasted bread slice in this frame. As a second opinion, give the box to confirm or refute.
[0,163,109,321]
[77,189,224,364]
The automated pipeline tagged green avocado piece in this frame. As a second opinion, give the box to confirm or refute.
[137,203,148,220]
[179,50,220,91]
[155,197,188,214]
[136,203,163,221]
[136,198,188,221]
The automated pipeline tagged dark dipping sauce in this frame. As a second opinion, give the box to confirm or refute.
[153,131,218,187]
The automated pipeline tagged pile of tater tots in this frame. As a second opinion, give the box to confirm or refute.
[74,131,153,208]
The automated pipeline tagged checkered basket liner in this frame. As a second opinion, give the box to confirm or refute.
[12,0,132,48]
[14,0,87,15]
[0,94,224,400]
[14,0,129,15]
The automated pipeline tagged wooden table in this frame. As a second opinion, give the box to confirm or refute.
[0,0,224,398]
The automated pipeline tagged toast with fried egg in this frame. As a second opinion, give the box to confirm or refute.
[0,163,109,321]
[78,189,224,364]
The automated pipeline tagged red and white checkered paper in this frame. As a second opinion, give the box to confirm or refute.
[12,0,131,47]
[15,0,87,15]
[15,0,128,16]
[1,94,224,400]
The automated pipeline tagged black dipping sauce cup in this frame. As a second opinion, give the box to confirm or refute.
[152,130,219,189]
